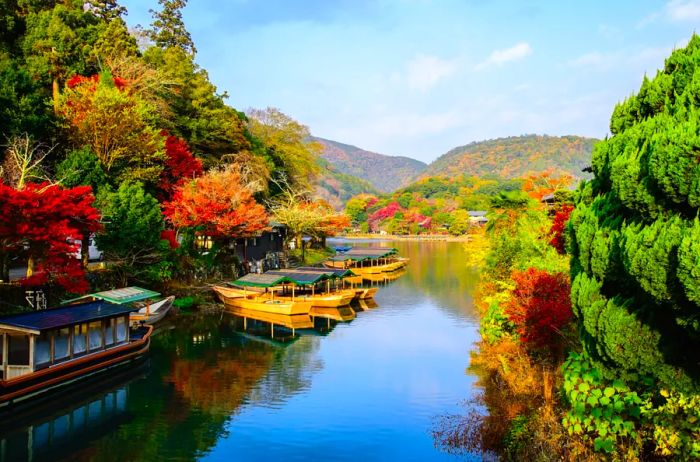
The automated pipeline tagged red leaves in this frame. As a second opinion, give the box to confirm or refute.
[0,182,102,293]
[158,133,203,201]
[164,167,268,238]
[504,268,573,350]
[160,229,179,249]
[549,205,574,254]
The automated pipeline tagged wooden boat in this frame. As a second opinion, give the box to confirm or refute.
[352,287,378,300]
[309,305,356,322]
[130,296,175,325]
[213,285,312,316]
[67,287,174,326]
[324,248,409,275]
[0,300,152,408]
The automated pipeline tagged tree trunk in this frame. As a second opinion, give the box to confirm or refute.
[81,233,90,269]
[52,78,60,114]
[0,251,9,283]
[320,236,327,248]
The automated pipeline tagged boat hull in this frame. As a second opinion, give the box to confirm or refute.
[309,305,356,322]
[0,326,153,408]
[324,259,408,275]
[213,286,312,315]
[130,296,175,325]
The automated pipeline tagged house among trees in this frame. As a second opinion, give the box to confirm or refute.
[467,211,488,225]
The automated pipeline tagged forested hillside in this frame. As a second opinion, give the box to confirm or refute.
[314,158,378,209]
[421,135,596,180]
[0,0,348,293]
[313,136,427,192]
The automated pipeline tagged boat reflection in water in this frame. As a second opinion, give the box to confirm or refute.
[0,362,148,462]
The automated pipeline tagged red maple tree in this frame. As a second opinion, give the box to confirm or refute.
[504,268,573,351]
[549,204,574,254]
[163,167,268,238]
[157,133,203,201]
[0,182,102,293]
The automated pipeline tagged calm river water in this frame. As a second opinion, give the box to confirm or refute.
[1,240,481,461]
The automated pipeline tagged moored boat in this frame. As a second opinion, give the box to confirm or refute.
[67,287,174,326]
[0,301,152,408]
[324,248,409,275]
[213,276,313,316]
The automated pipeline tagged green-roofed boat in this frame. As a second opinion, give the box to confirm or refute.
[68,287,174,326]
[0,300,152,408]
[323,248,409,275]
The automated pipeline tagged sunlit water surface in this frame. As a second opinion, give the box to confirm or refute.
[1,240,481,461]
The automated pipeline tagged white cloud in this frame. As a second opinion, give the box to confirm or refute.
[638,0,700,27]
[475,42,532,70]
[666,0,700,21]
[405,54,458,90]
[568,51,617,70]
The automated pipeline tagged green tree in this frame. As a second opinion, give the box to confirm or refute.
[57,147,109,267]
[568,34,700,458]
[95,182,168,284]
[448,209,470,235]
[149,0,196,55]
[143,46,249,161]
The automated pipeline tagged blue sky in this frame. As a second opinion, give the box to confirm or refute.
[120,0,697,163]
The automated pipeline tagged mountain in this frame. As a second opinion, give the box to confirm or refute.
[314,158,378,210]
[313,137,427,192]
[420,135,597,180]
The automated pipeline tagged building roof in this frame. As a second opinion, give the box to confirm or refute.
[541,193,555,203]
[467,211,488,217]
[0,301,136,334]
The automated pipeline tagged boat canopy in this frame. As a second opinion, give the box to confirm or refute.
[66,286,161,305]
[233,272,290,288]
[294,267,356,278]
[232,267,355,288]
[329,248,399,262]
[0,301,136,335]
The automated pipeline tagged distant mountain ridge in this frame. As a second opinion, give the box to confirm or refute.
[312,137,427,192]
[421,134,596,180]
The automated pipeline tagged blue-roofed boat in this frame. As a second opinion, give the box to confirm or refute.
[0,300,152,408]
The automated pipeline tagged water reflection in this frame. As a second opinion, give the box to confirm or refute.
[2,240,479,461]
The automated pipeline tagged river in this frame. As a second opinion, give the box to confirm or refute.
[0,240,481,461]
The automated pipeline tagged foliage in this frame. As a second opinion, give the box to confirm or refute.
[0,181,101,292]
[549,204,573,254]
[562,352,643,454]
[314,136,426,193]
[157,132,203,200]
[421,134,596,181]
[56,146,108,190]
[246,107,321,194]
[149,0,196,55]
[164,166,268,238]
[566,35,700,457]
[504,268,573,352]
[95,182,168,284]
[271,192,349,249]
[57,70,165,184]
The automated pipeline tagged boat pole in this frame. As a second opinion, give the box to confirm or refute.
[244,317,247,330]
[271,322,274,339]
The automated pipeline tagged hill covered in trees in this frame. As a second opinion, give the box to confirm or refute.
[314,158,378,210]
[313,137,427,192]
[420,135,597,180]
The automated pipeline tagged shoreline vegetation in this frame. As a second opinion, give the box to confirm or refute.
[435,35,700,461]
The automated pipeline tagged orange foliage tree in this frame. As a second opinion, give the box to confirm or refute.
[163,166,268,238]
[522,169,574,201]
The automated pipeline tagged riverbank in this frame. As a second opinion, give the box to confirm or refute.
[342,233,470,242]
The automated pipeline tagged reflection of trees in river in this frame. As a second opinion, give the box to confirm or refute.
[247,335,323,405]
[46,314,323,461]
[363,240,480,320]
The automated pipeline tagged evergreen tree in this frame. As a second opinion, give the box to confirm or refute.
[569,35,700,395]
[149,0,196,55]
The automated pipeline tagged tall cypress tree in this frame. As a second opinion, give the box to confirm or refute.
[569,34,700,393]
